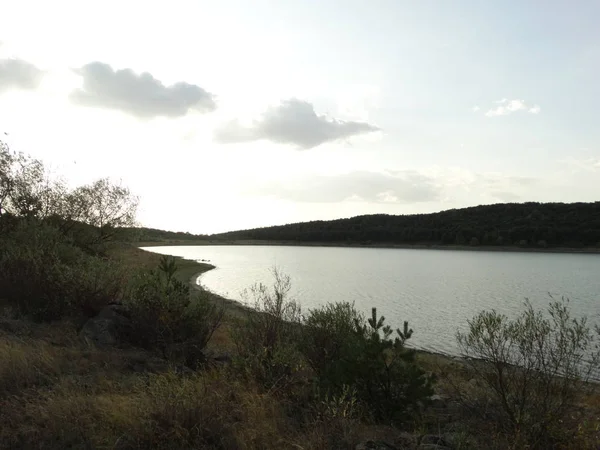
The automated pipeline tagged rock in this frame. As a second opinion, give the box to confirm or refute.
[80,304,132,346]
[429,394,448,408]
[356,440,397,450]
[417,445,451,450]
[468,378,480,387]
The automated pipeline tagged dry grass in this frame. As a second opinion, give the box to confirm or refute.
[1,246,599,449]
[0,339,369,450]
[1,369,295,449]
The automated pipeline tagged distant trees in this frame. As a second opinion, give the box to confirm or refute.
[214,202,600,249]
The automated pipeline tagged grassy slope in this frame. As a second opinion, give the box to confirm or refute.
[1,245,599,449]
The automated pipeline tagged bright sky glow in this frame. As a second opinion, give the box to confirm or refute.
[1,0,599,233]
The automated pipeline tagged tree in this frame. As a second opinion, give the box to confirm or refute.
[456,298,600,448]
[67,178,139,240]
[0,139,66,220]
[302,303,435,423]
[0,139,14,217]
[232,268,303,387]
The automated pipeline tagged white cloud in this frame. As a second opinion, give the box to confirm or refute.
[484,99,541,117]
[472,106,480,112]
[0,57,45,93]
[70,62,216,119]
[215,98,379,149]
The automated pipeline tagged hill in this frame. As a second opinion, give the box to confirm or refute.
[116,226,209,243]
[212,202,600,249]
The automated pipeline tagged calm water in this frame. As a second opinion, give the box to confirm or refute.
[142,245,600,356]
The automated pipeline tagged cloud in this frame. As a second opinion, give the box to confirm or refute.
[70,62,216,119]
[215,98,379,149]
[483,99,541,117]
[0,58,45,93]
[472,106,480,112]
[252,170,440,203]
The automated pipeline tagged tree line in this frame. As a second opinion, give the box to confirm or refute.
[213,202,600,248]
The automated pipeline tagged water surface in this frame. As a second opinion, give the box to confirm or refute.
[142,245,600,356]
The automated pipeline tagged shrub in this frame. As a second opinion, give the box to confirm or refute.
[302,302,435,423]
[231,268,304,389]
[301,302,365,389]
[125,256,223,365]
[456,298,600,448]
[0,221,126,320]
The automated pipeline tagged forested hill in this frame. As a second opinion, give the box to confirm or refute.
[116,227,208,243]
[212,202,600,248]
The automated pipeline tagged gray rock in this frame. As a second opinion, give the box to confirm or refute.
[80,304,131,346]
[429,394,448,408]
[417,445,451,450]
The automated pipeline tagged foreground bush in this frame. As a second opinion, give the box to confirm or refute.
[457,298,600,448]
[302,303,435,423]
[125,255,223,365]
[231,268,304,388]
[0,220,126,320]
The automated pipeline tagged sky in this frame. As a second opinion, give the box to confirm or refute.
[0,0,599,234]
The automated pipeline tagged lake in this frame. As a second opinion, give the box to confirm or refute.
[141,245,600,356]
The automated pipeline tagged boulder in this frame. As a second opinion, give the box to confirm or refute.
[80,304,132,346]
[429,394,448,408]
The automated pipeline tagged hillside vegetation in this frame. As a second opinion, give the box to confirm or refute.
[117,226,209,244]
[2,139,600,449]
[213,202,600,249]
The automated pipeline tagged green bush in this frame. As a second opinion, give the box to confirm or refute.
[125,256,223,366]
[457,298,600,449]
[231,268,304,389]
[0,220,126,320]
[301,303,435,423]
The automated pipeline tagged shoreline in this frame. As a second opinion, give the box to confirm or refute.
[139,239,600,255]
[162,250,599,382]
[185,262,462,363]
